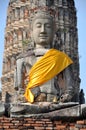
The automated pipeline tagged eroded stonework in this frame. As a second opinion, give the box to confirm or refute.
[1,0,80,103]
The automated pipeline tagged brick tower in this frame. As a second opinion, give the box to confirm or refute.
[1,0,80,102]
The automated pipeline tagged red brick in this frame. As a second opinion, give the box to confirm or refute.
[12,120,20,123]
[24,118,35,121]
[45,126,54,129]
[32,123,44,127]
[23,124,31,126]
[70,123,75,126]
[18,126,26,129]
[77,120,85,125]
[15,123,23,126]
[56,125,66,129]
[0,117,4,120]
[1,117,86,130]
[35,126,45,130]
[54,121,62,125]
[47,124,53,127]
[1,120,10,123]
[41,119,50,122]
[26,121,35,124]
[80,128,86,130]
[0,126,3,129]
[70,125,75,128]
[3,123,13,126]
[10,125,19,129]
[3,126,9,129]
[7,129,19,130]
[36,121,45,123]
[53,127,58,130]
[3,117,12,121]
[84,120,86,124]
[45,121,53,124]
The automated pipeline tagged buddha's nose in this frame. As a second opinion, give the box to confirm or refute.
[41,25,45,33]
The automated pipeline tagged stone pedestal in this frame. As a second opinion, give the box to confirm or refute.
[0,102,86,120]
[10,102,80,118]
[9,103,86,119]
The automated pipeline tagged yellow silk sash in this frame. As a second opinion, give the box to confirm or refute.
[24,49,73,103]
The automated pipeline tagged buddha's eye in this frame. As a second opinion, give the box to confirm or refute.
[36,23,41,28]
[45,24,51,28]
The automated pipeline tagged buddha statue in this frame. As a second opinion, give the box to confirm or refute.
[14,10,74,103]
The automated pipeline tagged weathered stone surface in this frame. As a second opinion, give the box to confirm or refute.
[10,102,79,117]
[34,105,81,120]
[0,102,85,119]
[81,104,86,117]
[0,102,5,116]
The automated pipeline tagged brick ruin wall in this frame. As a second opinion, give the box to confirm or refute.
[0,117,86,130]
[0,1,84,129]
[1,0,80,102]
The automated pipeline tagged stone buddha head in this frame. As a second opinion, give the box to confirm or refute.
[31,11,55,48]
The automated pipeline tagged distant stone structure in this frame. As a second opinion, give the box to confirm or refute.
[1,0,80,103]
[0,91,2,101]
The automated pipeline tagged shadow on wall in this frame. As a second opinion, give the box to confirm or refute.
[5,92,11,103]
[79,89,85,104]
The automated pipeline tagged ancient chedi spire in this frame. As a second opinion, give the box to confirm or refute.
[1,0,80,102]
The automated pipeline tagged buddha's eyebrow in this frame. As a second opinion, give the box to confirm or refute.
[36,22,41,25]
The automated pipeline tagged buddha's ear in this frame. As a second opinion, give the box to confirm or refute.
[30,30,36,47]
[30,21,33,39]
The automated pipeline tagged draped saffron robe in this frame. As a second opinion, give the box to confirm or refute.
[24,49,73,103]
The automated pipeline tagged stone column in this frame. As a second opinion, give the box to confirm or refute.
[20,6,24,19]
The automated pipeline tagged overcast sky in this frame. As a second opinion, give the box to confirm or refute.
[0,0,86,100]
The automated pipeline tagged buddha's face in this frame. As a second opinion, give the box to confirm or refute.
[31,16,54,47]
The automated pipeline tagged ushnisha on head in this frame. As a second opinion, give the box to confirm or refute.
[30,10,56,49]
